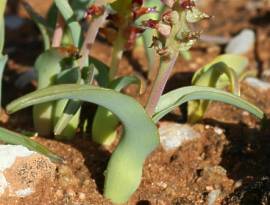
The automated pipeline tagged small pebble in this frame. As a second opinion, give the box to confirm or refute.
[207,189,221,205]
[245,77,270,91]
[159,122,201,151]
[56,189,64,198]
[79,192,86,200]
[214,127,223,135]
[66,188,76,198]
[225,29,255,54]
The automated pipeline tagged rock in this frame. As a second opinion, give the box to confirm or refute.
[245,77,270,91]
[225,29,255,54]
[0,145,56,198]
[159,122,201,151]
[208,189,221,205]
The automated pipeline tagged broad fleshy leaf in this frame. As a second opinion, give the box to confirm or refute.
[53,68,81,140]
[33,48,66,136]
[89,56,110,87]
[153,86,264,123]
[188,54,248,123]
[6,84,159,204]
[92,76,141,145]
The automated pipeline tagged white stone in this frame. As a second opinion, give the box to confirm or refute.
[0,173,8,195]
[15,188,34,197]
[214,127,223,135]
[0,145,34,197]
[0,145,55,198]
[159,122,201,151]
[207,189,221,205]
[0,145,34,171]
[245,77,270,91]
[225,29,255,54]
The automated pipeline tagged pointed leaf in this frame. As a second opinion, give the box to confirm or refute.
[54,0,82,47]
[53,68,81,139]
[0,127,61,162]
[188,54,248,123]
[153,86,264,123]
[6,84,159,204]
[92,76,141,145]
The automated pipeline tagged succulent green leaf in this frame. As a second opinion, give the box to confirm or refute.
[53,68,81,140]
[22,2,52,50]
[188,54,248,123]
[92,76,141,145]
[82,64,95,84]
[0,127,61,162]
[33,48,66,136]
[192,54,248,88]
[54,57,110,139]
[6,84,159,203]
[153,86,264,123]
[89,56,110,87]
[54,0,82,47]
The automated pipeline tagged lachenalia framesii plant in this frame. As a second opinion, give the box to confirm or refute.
[5,0,266,204]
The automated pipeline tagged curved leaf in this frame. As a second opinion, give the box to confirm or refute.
[192,54,248,88]
[0,127,61,162]
[188,54,248,123]
[189,61,239,123]
[53,68,81,140]
[89,56,110,87]
[92,76,141,145]
[6,84,159,204]
[54,56,109,139]
[153,86,264,123]
[54,0,82,47]
[33,48,66,136]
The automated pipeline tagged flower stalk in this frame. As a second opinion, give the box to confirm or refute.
[145,0,209,117]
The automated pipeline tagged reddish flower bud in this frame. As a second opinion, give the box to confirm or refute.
[180,0,195,9]
[84,5,105,19]
[133,7,157,20]
[142,19,159,28]
[157,23,171,37]
[125,27,145,49]
[162,10,179,25]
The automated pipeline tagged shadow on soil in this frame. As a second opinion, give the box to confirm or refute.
[203,118,270,204]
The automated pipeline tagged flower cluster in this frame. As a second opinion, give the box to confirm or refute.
[143,0,209,57]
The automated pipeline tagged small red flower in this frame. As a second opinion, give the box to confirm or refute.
[84,5,104,19]
[180,0,195,9]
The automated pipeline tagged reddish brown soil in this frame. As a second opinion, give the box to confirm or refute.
[2,0,270,204]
